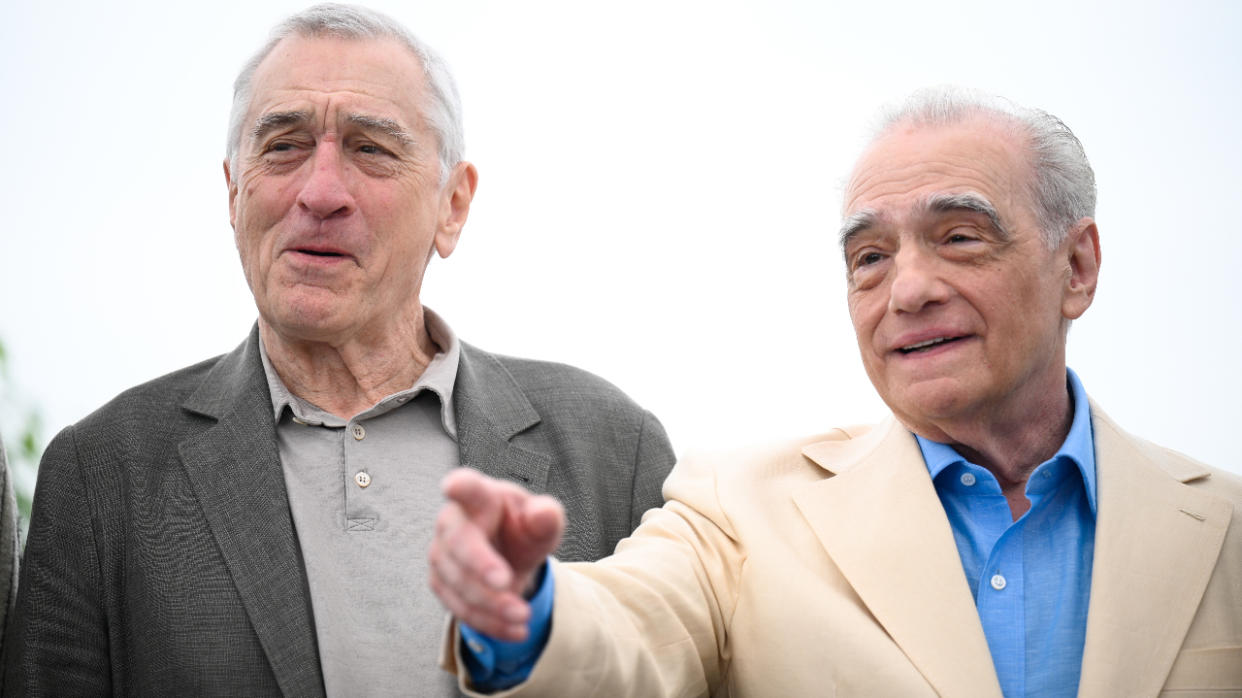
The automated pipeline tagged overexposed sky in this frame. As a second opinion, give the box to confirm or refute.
[2,0,1240,493]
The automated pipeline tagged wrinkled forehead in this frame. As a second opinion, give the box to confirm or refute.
[244,34,430,130]
[842,117,1034,218]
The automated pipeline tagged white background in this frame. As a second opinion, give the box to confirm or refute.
[2,0,1240,494]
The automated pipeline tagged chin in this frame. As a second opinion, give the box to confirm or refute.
[261,298,354,343]
[885,381,974,425]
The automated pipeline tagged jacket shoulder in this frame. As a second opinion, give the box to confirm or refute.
[1093,406,1242,505]
[70,354,224,434]
[45,354,234,473]
[676,421,889,489]
[1148,442,1242,505]
[466,345,650,417]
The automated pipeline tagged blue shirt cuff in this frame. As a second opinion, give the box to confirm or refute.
[459,560,554,692]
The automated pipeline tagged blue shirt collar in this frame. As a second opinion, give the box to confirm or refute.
[915,368,1097,514]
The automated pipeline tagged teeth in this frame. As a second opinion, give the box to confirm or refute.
[902,337,949,351]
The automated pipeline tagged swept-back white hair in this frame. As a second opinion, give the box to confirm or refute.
[225,3,464,182]
[867,86,1096,248]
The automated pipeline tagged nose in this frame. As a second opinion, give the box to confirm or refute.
[888,245,951,314]
[295,140,355,220]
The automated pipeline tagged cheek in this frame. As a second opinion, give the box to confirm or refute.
[234,180,289,242]
[231,205,281,283]
[998,274,1056,325]
[847,293,883,350]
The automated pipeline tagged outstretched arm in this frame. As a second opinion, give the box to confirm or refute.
[429,468,565,642]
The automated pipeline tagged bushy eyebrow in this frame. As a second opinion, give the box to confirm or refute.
[248,111,415,149]
[925,192,1011,240]
[839,209,879,254]
[838,191,1011,256]
[250,110,312,144]
[346,114,414,147]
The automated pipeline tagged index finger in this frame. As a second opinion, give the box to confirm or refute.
[442,467,536,519]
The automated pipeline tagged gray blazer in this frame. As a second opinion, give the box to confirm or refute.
[2,329,674,696]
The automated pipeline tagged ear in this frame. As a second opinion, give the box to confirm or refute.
[1061,217,1101,320]
[224,159,239,230]
[434,161,478,259]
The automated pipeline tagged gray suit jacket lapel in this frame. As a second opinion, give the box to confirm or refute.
[178,329,325,697]
[453,343,552,492]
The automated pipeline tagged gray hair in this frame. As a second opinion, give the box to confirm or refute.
[225,3,464,183]
[866,86,1096,249]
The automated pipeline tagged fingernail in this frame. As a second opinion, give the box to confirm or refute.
[485,568,508,589]
[503,605,527,623]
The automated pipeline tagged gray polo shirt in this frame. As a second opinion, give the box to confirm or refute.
[259,309,463,697]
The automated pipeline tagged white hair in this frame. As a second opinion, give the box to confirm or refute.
[869,86,1096,248]
[225,3,464,183]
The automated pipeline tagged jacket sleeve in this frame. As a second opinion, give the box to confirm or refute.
[450,451,742,697]
[2,426,112,696]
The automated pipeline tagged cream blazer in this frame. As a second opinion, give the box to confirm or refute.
[446,404,1242,696]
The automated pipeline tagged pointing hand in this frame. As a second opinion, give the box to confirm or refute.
[429,468,566,641]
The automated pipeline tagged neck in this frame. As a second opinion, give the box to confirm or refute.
[912,367,1073,520]
[942,386,1072,488]
[260,309,440,419]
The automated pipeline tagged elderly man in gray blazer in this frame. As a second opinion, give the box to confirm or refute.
[1,5,674,696]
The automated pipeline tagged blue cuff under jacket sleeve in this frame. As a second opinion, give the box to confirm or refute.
[459,560,555,692]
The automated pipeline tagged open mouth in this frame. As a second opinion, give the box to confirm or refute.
[898,336,967,354]
[289,246,354,263]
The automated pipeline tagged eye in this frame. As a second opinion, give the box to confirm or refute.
[854,250,884,268]
[943,225,982,244]
[261,140,306,158]
[357,143,391,156]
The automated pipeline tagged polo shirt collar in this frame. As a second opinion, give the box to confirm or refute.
[257,306,461,438]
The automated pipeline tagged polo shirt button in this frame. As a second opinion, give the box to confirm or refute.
[352,424,366,440]
[960,472,976,486]
[354,471,372,488]
[990,573,1007,591]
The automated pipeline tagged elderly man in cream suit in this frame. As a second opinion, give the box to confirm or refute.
[429,89,1242,696]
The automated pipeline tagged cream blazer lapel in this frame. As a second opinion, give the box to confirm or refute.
[1078,405,1232,697]
[796,418,1004,698]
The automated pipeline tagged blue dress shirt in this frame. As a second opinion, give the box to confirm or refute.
[466,370,1098,696]
[916,368,1097,697]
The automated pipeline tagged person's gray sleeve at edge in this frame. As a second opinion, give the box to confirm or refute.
[0,434,20,660]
